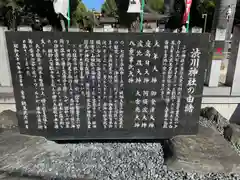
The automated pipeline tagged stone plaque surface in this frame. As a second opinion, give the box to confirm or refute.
[5,32,209,140]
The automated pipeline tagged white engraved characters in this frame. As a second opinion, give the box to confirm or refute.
[184,48,201,113]
[129,39,160,128]
[14,43,29,129]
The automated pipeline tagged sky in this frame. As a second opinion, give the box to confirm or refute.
[82,0,105,11]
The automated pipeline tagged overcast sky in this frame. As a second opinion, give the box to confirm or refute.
[82,0,105,11]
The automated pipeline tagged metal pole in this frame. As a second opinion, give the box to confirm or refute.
[186,14,190,32]
[140,0,145,32]
[68,0,70,30]
[202,14,207,33]
[185,0,192,33]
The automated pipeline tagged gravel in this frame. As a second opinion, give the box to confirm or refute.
[3,117,240,179]
[13,142,165,180]
[5,140,240,180]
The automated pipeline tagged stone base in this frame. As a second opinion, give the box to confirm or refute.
[167,124,240,174]
[0,131,87,179]
[1,109,240,177]
[0,130,165,180]
[0,110,18,132]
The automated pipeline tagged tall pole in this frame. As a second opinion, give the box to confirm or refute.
[68,0,70,30]
[202,14,207,33]
[140,0,145,32]
[186,14,190,32]
[184,0,192,33]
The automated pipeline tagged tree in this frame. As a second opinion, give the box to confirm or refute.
[72,1,88,28]
[147,0,164,13]
[101,0,118,17]
[101,0,140,30]
[83,11,96,31]
[72,1,96,31]
[0,0,24,30]
[22,0,79,31]
[197,0,215,16]
[188,0,216,32]
[101,0,164,30]
[0,0,24,10]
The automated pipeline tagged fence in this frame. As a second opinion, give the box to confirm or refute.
[1,25,240,98]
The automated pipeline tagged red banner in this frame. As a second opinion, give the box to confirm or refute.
[182,0,192,24]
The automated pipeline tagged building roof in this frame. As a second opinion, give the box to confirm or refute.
[98,3,169,24]
[99,17,118,24]
[143,13,169,21]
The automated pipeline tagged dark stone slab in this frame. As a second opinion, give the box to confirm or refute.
[167,118,240,174]
[200,107,229,134]
[224,124,240,149]
[0,172,43,180]
[200,107,240,152]
[0,110,18,130]
[5,31,209,140]
[0,131,88,179]
[0,131,46,169]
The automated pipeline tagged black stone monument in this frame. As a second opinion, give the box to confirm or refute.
[5,32,209,140]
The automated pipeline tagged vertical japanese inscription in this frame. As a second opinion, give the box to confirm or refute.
[89,40,97,128]
[81,38,125,129]
[68,44,75,128]
[28,39,46,129]
[77,42,85,129]
[163,40,175,129]
[185,48,201,113]
[102,40,108,128]
[66,43,73,128]
[129,39,160,128]
[118,44,124,129]
[101,39,125,129]
[173,41,181,127]
[14,43,28,129]
[113,41,119,128]
[35,42,47,129]
[112,40,124,128]
[22,40,30,76]
[84,40,92,129]
[72,44,80,129]
[48,44,58,128]
[168,41,175,128]
[108,40,113,128]
[95,40,102,123]
[55,39,64,128]
[21,40,29,128]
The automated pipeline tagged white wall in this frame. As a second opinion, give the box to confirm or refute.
[0,26,12,86]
